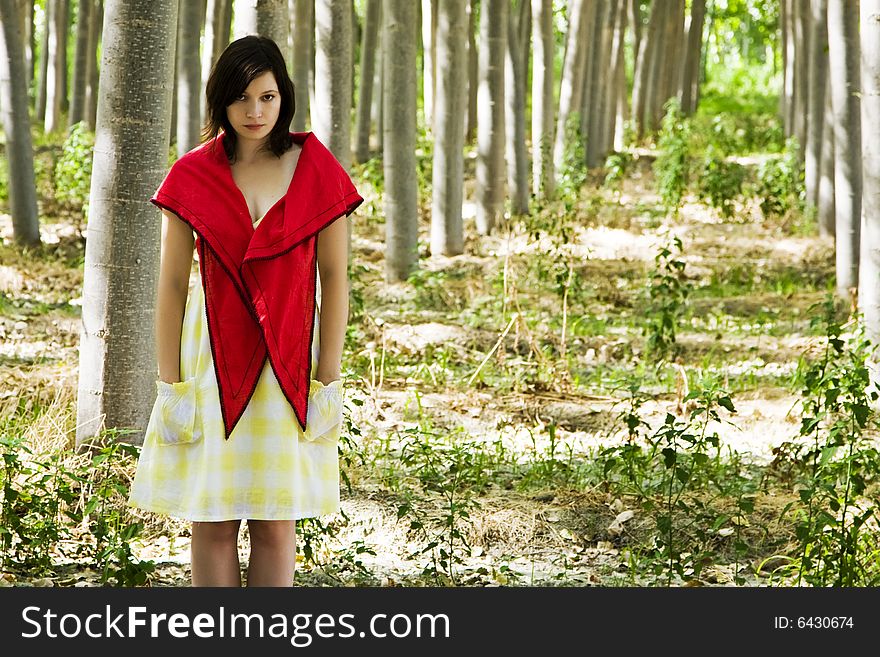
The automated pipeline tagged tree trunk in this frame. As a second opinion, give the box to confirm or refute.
[504,0,529,215]
[58,0,69,115]
[827,0,861,299]
[783,0,795,136]
[817,78,835,237]
[431,0,466,256]
[76,0,178,446]
[43,0,63,132]
[382,0,418,281]
[354,0,379,160]
[218,0,233,53]
[628,0,641,62]
[581,0,605,151]
[804,0,828,211]
[371,8,383,152]
[861,0,880,345]
[421,0,436,132]
[632,0,663,137]
[465,0,477,144]
[679,0,705,115]
[0,0,40,246]
[291,0,313,131]
[530,0,553,196]
[475,0,506,234]
[69,0,92,127]
[233,0,290,55]
[36,0,48,121]
[85,0,102,131]
[552,0,588,175]
[607,0,627,153]
[793,0,810,161]
[202,0,224,125]
[176,0,202,156]
[588,0,617,166]
[314,0,352,169]
[20,0,34,90]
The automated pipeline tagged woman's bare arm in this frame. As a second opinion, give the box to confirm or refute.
[315,216,351,385]
[156,208,195,383]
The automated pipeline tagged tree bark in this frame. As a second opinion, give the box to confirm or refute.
[827,0,861,299]
[382,0,418,281]
[475,0,506,234]
[354,0,379,161]
[233,0,290,56]
[291,0,313,131]
[43,0,64,132]
[76,0,178,446]
[817,78,835,238]
[176,0,203,156]
[36,0,49,121]
[314,0,352,169]
[783,0,795,136]
[202,0,224,125]
[632,0,663,137]
[793,0,810,161]
[588,0,617,166]
[679,0,705,115]
[465,0,477,143]
[860,0,880,345]
[505,0,529,215]
[69,0,92,127]
[431,0,466,256]
[85,0,102,131]
[59,0,69,115]
[607,0,627,153]
[0,0,40,246]
[530,0,553,196]
[421,0,436,132]
[553,0,588,177]
[804,0,828,210]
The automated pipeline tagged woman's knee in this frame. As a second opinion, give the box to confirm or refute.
[192,519,242,544]
[247,520,296,549]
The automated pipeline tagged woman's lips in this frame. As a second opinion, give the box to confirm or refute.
[245,124,265,130]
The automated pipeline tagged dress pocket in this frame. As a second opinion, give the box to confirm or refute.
[303,379,344,443]
[148,377,202,445]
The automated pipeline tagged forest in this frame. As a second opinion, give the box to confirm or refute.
[0,0,879,589]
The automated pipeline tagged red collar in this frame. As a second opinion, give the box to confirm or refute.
[151,131,362,439]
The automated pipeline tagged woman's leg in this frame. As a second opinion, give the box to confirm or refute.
[190,519,243,587]
[244,520,297,587]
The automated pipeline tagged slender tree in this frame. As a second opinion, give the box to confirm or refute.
[85,0,102,131]
[69,0,92,127]
[552,0,588,177]
[383,0,418,281]
[505,0,529,214]
[76,0,179,445]
[233,0,290,55]
[354,0,379,160]
[861,0,880,346]
[291,0,313,131]
[59,0,69,115]
[475,0,506,234]
[679,0,705,115]
[177,0,203,156]
[827,0,861,299]
[530,0,553,196]
[465,0,477,143]
[431,0,466,257]
[793,0,810,161]
[817,79,835,237]
[0,0,40,246]
[421,0,436,132]
[314,0,352,169]
[43,0,64,132]
[804,0,828,210]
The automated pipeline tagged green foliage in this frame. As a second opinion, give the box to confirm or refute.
[54,122,95,219]
[755,137,804,218]
[603,150,634,192]
[766,297,880,586]
[643,236,690,362]
[653,99,691,213]
[555,112,588,207]
[696,147,746,218]
[0,155,8,204]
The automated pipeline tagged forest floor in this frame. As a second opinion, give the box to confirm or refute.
[0,151,845,587]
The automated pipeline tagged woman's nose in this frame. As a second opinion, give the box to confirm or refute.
[246,103,262,118]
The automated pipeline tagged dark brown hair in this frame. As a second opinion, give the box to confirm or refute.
[202,35,295,162]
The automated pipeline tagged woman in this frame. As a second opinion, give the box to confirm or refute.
[128,35,362,587]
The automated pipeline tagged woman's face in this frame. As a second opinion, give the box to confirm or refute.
[226,70,281,144]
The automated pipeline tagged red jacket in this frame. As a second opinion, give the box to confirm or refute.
[151,131,363,439]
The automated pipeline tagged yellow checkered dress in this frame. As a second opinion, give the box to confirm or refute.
[128,244,343,522]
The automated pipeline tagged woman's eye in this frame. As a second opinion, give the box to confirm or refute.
[263,95,275,101]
